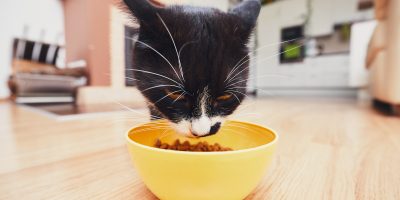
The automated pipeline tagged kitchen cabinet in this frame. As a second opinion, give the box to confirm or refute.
[255,0,374,96]
[306,0,333,36]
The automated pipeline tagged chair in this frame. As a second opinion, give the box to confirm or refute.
[366,0,400,114]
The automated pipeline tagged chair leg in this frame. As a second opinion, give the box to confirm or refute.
[372,99,400,116]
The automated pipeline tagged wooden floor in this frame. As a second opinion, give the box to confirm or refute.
[1,98,400,200]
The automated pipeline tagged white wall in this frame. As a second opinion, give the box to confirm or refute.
[0,0,65,98]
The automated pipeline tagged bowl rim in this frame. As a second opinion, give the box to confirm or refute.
[125,120,279,155]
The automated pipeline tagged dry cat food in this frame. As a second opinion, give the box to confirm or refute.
[154,139,233,152]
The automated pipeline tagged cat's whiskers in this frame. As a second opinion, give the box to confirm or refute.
[111,115,166,122]
[157,13,185,83]
[225,79,247,89]
[124,77,138,82]
[234,102,257,113]
[87,88,155,118]
[178,40,198,57]
[226,73,292,90]
[108,121,166,128]
[106,111,171,128]
[230,86,277,97]
[106,119,170,127]
[108,117,171,130]
[107,115,166,125]
[225,89,249,99]
[226,43,305,85]
[226,91,241,104]
[225,37,305,82]
[126,68,183,88]
[225,72,295,92]
[112,100,162,119]
[142,84,182,92]
[103,72,139,82]
[225,55,249,82]
[172,91,186,103]
[125,36,183,84]
[229,73,290,84]
[126,68,190,96]
[114,120,169,128]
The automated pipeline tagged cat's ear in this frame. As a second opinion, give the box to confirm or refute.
[123,0,164,22]
[230,0,261,28]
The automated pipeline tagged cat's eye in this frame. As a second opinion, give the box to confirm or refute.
[167,91,186,101]
[217,93,232,101]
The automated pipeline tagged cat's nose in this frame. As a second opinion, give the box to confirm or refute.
[209,122,221,135]
[191,116,211,136]
[192,122,221,137]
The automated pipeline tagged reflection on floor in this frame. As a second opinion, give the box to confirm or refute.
[20,102,147,120]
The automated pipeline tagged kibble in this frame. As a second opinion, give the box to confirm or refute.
[154,139,233,152]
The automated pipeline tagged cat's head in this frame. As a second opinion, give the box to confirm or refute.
[123,0,261,137]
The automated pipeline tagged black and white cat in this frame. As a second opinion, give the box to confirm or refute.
[123,0,261,137]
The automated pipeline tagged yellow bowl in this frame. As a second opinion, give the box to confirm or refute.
[126,120,278,200]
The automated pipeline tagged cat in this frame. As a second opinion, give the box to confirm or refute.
[123,0,261,137]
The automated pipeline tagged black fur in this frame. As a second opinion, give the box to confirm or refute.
[123,0,260,125]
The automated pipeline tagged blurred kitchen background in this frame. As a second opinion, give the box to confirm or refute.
[0,0,398,117]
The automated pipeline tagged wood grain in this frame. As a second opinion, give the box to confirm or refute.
[0,98,399,200]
